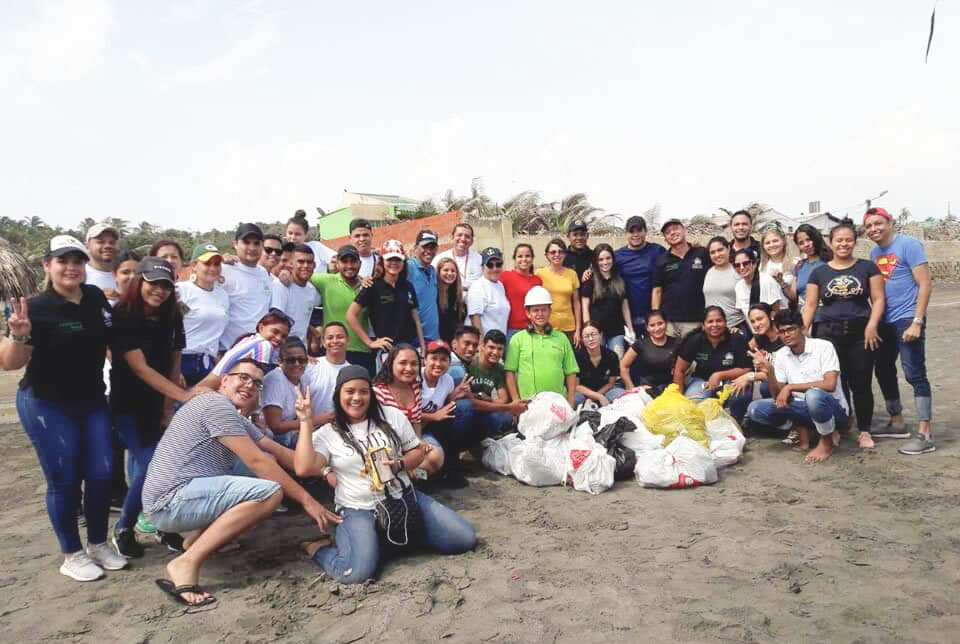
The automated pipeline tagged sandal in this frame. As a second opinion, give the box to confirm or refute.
[155,578,216,606]
[781,430,800,446]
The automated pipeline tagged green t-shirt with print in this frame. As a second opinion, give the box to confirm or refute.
[468,359,506,400]
[309,273,370,354]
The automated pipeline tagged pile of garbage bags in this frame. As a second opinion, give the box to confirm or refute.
[480,385,746,494]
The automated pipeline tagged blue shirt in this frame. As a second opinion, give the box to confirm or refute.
[406,258,439,341]
[614,242,666,321]
[795,257,825,322]
[870,234,927,323]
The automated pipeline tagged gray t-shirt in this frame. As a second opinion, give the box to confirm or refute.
[702,265,745,327]
[142,393,264,514]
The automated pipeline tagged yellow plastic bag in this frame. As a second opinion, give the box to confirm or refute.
[641,384,709,448]
[698,385,736,423]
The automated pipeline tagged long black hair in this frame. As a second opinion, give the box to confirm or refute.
[794,224,832,262]
[373,343,421,386]
[588,243,625,301]
[330,371,403,455]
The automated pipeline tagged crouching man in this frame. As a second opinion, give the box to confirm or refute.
[744,310,849,463]
[141,358,341,606]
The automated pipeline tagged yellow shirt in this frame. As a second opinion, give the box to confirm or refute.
[535,267,580,331]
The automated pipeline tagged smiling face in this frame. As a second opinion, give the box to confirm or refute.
[513,245,534,272]
[546,242,566,267]
[596,249,614,275]
[731,214,752,241]
[114,259,139,296]
[627,226,647,249]
[86,232,118,264]
[234,236,263,265]
[708,240,730,267]
[392,348,420,385]
[484,257,503,281]
[663,223,686,247]
[45,253,86,291]
[734,252,756,280]
[259,321,289,347]
[285,222,307,245]
[453,332,479,362]
[221,361,265,413]
[140,279,173,311]
[155,245,183,276]
[703,310,727,338]
[762,231,785,261]
[864,214,892,245]
[452,226,473,254]
[438,260,458,285]
[192,256,222,288]
[323,324,347,359]
[646,314,667,340]
[424,351,451,379]
[416,243,437,265]
[339,378,372,423]
[383,256,404,277]
[338,255,360,281]
[748,308,771,335]
[280,345,308,382]
[293,251,315,283]
[568,230,588,250]
[830,227,856,260]
[260,239,282,271]
[526,304,551,328]
[481,339,504,366]
[795,231,815,257]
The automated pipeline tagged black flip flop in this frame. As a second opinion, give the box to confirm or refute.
[155,578,216,606]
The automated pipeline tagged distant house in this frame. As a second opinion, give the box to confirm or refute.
[314,190,421,240]
[747,202,840,235]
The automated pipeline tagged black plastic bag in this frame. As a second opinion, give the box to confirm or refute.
[610,444,637,481]
[593,417,637,448]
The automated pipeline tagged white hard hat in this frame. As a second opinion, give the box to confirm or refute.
[524,285,553,307]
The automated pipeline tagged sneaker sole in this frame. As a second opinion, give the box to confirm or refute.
[874,432,911,439]
[59,564,104,582]
[90,554,129,571]
[899,445,937,455]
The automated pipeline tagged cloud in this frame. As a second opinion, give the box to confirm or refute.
[157,21,275,89]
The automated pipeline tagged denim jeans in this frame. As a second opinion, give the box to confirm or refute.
[181,353,216,387]
[606,335,628,359]
[423,399,476,470]
[874,319,932,421]
[746,388,849,436]
[575,387,626,407]
[684,378,751,423]
[148,475,281,533]
[113,415,157,532]
[16,388,113,553]
[815,318,875,432]
[312,492,477,584]
[473,410,515,439]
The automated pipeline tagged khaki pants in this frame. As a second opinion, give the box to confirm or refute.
[667,321,701,340]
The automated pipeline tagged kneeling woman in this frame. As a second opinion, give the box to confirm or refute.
[295,366,477,584]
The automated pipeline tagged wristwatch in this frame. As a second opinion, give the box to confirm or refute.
[320,465,333,479]
[913,317,924,325]
[10,334,30,344]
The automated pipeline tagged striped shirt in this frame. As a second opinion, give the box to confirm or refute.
[141,393,264,514]
[373,382,423,426]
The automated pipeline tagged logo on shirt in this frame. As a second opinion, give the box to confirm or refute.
[722,352,734,367]
[875,254,898,281]
[692,257,704,270]
[102,307,113,327]
[824,275,863,299]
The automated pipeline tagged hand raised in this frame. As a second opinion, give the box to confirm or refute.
[295,384,314,423]
[6,297,31,338]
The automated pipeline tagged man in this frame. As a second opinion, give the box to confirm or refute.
[448,325,481,385]
[142,359,340,606]
[303,321,351,420]
[744,309,849,464]
[432,222,483,291]
[221,223,273,350]
[310,245,373,374]
[468,329,527,436]
[85,222,120,295]
[729,210,761,259]
[865,207,935,454]
[420,339,475,487]
[504,286,578,407]
[271,245,321,342]
[563,219,593,280]
[349,218,377,278]
[260,234,284,275]
[613,216,665,329]
[407,230,440,344]
[652,219,710,338]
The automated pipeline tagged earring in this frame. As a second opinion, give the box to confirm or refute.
[189,273,197,283]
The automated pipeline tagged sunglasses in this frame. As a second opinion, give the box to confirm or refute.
[486,261,503,268]
[263,246,283,256]
[283,357,308,365]
[734,260,754,268]
[547,249,566,255]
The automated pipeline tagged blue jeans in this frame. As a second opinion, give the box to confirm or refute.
[312,492,477,584]
[473,410,514,439]
[16,388,113,553]
[684,378,751,422]
[606,335,628,359]
[346,351,375,378]
[423,399,476,468]
[113,415,157,531]
[181,353,216,387]
[575,387,626,407]
[746,388,849,436]
[874,319,932,421]
[148,475,281,533]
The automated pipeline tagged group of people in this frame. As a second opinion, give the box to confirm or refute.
[1,204,934,605]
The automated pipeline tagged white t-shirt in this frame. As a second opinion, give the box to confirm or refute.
[433,248,483,290]
[261,367,326,422]
[220,262,273,350]
[359,253,377,278]
[734,273,782,320]
[308,241,336,274]
[176,281,231,357]
[419,369,455,413]
[760,260,792,308]
[773,338,848,412]
[465,277,510,334]
[312,406,420,510]
[702,265,744,327]
[85,266,116,293]
[303,357,350,415]
[273,280,321,342]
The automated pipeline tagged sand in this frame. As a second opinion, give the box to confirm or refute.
[1,287,959,644]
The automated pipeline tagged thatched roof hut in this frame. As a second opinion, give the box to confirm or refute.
[0,237,39,300]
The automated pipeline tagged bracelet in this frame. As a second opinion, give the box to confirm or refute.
[320,465,333,479]
[747,372,756,383]
[10,334,30,344]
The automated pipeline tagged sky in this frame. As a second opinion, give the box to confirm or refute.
[1,1,957,233]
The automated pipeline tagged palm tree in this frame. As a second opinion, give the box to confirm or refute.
[459,177,500,219]
[20,216,46,229]
[77,217,97,234]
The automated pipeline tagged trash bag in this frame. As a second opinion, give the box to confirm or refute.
[641,383,709,448]
[594,417,637,447]
[575,409,602,435]
[633,436,718,489]
[608,387,654,418]
[481,433,524,476]
[508,436,569,486]
[518,392,577,440]
[698,386,746,468]
[619,425,665,454]
[609,444,637,481]
[566,435,615,494]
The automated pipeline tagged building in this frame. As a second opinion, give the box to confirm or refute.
[314,190,421,240]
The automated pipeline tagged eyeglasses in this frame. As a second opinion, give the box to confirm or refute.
[581,332,601,339]
[733,261,753,268]
[283,357,308,365]
[547,249,566,255]
[227,371,264,391]
[263,247,283,256]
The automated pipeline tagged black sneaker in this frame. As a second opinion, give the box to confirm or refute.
[159,531,185,553]
[443,470,469,489]
[110,496,125,513]
[112,528,144,559]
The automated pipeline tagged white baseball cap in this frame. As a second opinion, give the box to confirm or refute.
[86,222,119,241]
[47,235,90,259]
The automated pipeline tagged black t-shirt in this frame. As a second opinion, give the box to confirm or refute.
[678,331,752,381]
[580,279,626,338]
[628,335,679,386]
[575,347,620,391]
[728,237,761,261]
[437,290,465,344]
[110,306,186,440]
[753,333,784,354]
[654,246,711,322]
[355,277,420,344]
[808,259,880,322]
[21,284,113,404]
[563,246,593,280]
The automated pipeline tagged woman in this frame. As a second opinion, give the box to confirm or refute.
[436,257,466,343]
[535,238,581,347]
[177,243,229,386]
[758,224,795,308]
[803,218,885,449]
[348,240,426,362]
[419,340,474,487]
[295,365,477,584]
[372,345,445,478]
[729,303,782,400]
[702,237,747,333]
[673,306,753,422]
[466,248,510,336]
[261,338,329,448]
[112,251,141,303]
[499,243,542,343]
[1,235,128,581]
[197,309,292,390]
[285,212,335,270]
[619,310,679,397]
[789,224,832,309]
[733,248,781,321]
[575,321,624,407]
[149,240,186,280]
[581,244,634,358]
[110,257,194,558]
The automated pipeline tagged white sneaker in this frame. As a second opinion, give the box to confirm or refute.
[86,542,129,571]
[59,551,105,581]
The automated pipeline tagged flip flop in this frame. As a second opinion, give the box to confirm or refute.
[155,578,216,606]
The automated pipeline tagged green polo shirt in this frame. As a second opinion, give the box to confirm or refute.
[503,329,579,400]
[310,273,370,354]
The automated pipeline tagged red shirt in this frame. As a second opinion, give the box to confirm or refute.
[499,270,543,330]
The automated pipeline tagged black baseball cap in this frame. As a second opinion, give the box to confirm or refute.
[624,216,647,232]
[660,218,684,233]
[349,218,372,232]
[136,257,175,285]
[567,219,588,233]
[416,230,439,247]
[480,247,503,264]
[235,223,264,241]
[337,244,360,260]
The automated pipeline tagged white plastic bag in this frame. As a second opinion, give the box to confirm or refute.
[706,418,746,468]
[518,392,577,440]
[633,449,680,488]
[608,387,654,418]
[481,434,524,476]
[618,425,665,454]
[634,436,718,489]
[508,436,569,487]
[567,440,615,495]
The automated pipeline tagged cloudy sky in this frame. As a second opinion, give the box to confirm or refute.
[1,1,956,232]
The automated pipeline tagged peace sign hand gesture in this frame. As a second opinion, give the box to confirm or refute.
[294,384,314,424]
[7,298,31,339]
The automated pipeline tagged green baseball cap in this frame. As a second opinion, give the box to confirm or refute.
[191,242,221,263]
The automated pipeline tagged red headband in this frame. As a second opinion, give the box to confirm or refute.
[863,207,891,224]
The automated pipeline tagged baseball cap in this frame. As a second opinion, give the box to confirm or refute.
[235,223,264,241]
[191,242,221,263]
[864,207,892,223]
[349,218,372,232]
[660,218,684,233]
[567,219,588,233]
[480,247,503,265]
[416,230,439,247]
[86,222,119,241]
[47,235,90,260]
[136,257,175,285]
[335,364,372,388]
[426,339,452,355]
[337,244,360,260]
[379,239,405,261]
[624,216,647,232]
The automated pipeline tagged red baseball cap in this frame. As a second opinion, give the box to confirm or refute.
[426,339,451,355]
[864,207,891,223]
